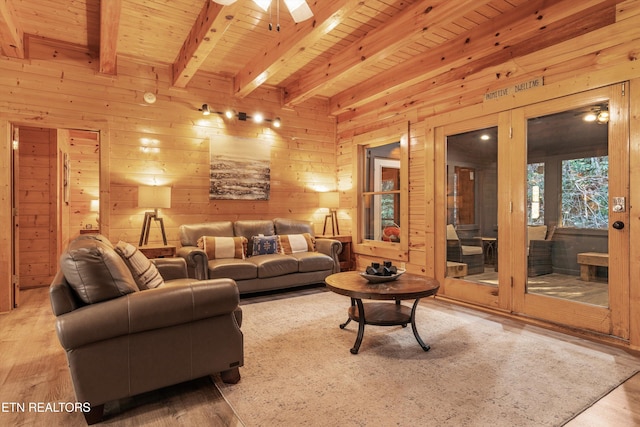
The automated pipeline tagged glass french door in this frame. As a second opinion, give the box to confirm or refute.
[511,85,629,337]
[439,85,629,338]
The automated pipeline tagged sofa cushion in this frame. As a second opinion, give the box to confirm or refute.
[60,237,139,304]
[280,233,316,254]
[179,221,234,246]
[114,241,164,290]
[234,220,275,256]
[249,254,298,278]
[292,252,335,273]
[273,218,314,235]
[251,235,281,256]
[198,236,247,259]
[528,225,548,243]
[208,258,258,280]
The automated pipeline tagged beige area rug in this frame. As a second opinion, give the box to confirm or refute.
[217,291,639,427]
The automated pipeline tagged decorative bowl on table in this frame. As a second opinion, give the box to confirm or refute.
[360,268,406,283]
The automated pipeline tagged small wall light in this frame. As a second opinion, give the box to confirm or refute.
[200,104,211,115]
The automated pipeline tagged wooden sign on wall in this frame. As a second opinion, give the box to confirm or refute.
[484,77,544,102]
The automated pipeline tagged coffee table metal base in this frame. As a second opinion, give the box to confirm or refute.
[339,298,430,354]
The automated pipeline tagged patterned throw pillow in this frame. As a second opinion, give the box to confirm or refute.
[251,235,281,256]
[197,236,247,259]
[279,233,316,254]
[114,241,164,290]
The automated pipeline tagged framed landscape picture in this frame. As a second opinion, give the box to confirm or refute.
[209,135,271,200]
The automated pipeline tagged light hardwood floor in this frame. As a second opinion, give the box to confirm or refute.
[1,287,639,426]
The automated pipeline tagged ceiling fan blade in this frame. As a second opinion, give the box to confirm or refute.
[253,0,271,11]
[283,0,314,22]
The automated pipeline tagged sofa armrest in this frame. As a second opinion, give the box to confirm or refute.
[152,257,188,281]
[55,278,239,350]
[176,245,208,280]
[316,239,342,273]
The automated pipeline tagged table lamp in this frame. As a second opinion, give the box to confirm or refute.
[320,191,340,236]
[90,199,100,228]
[138,186,171,245]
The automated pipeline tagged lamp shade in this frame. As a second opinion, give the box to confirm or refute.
[138,186,171,209]
[319,191,339,209]
[90,199,100,212]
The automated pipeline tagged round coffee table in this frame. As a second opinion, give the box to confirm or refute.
[324,271,440,354]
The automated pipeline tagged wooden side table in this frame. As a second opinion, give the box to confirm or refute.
[138,244,176,259]
[80,229,100,235]
[317,235,354,271]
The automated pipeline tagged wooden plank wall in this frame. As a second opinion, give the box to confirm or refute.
[0,37,336,299]
[337,0,640,272]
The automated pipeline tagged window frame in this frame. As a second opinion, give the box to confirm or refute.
[352,127,409,259]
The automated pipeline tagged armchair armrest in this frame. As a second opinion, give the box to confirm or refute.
[152,257,188,281]
[176,245,208,280]
[316,238,342,273]
[55,278,239,350]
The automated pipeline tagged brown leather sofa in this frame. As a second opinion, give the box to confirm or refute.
[50,235,243,424]
[177,218,342,294]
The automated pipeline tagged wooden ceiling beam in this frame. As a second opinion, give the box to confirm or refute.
[0,0,24,58]
[233,0,362,99]
[99,0,122,75]
[283,0,487,107]
[335,0,620,122]
[172,0,235,88]
[330,0,620,116]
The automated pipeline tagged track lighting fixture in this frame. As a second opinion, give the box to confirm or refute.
[199,104,282,127]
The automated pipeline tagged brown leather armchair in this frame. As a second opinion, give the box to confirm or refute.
[50,236,243,424]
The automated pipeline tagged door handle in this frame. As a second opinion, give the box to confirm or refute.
[612,221,624,230]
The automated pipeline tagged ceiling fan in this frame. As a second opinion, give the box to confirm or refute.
[212,0,314,24]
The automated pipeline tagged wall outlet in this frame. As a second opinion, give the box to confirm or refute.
[400,262,406,269]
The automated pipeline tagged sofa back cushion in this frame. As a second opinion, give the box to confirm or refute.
[179,221,234,246]
[59,237,139,304]
[274,218,314,236]
[234,220,275,255]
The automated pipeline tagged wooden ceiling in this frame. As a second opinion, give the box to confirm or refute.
[0,0,622,119]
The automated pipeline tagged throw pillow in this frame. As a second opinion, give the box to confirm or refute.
[60,237,139,304]
[251,235,281,256]
[198,236,247,259]
[114,241,164,290]
[280,233,316,254]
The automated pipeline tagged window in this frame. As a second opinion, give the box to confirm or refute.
[362,142,401,242]
[561,156,609,229]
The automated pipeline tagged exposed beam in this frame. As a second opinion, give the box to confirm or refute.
[172,0,235,88]
[233,0,362,99]
[283,0,486,107]
[0,0,24,58]
[99,0,122,75]
[330,0,619,116]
